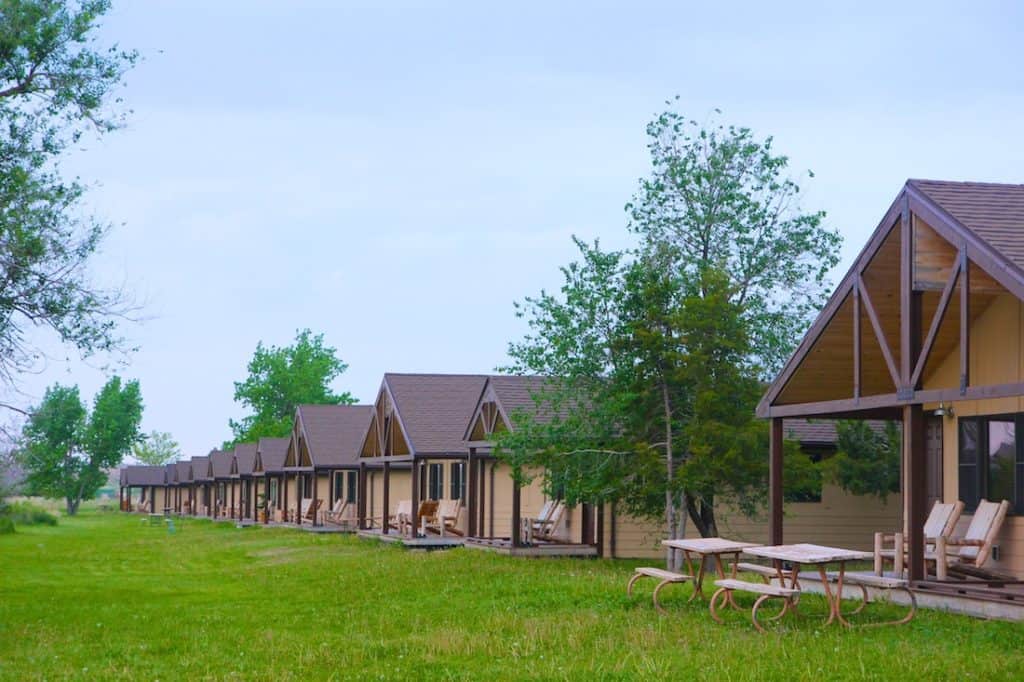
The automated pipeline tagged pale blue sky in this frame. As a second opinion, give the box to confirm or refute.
[20,0,1024,455]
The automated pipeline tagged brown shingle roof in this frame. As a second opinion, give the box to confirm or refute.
[386,373,488,455]
[175,460,192,483]
[296,404,372,467]
[191,455,211,481]
[121,465,166,486]
[784,419,888,446]
[256,437,288,474]
[233,443,258,476]
[911,179,1024,273]
[209,449,232,478]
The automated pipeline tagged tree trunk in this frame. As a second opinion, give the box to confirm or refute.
[661,381,682,570]
[685,496,718,538]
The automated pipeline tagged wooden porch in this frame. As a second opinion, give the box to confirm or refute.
[464,536,598,557]
[356,527,464,549]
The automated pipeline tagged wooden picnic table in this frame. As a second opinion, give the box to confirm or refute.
[742,543,872,627]
[661,538,760,600]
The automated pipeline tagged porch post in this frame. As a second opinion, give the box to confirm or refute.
[296,473,302,526]
[467,449,477,537]
[769,417,784,545]
[511,473,521,548]
[596,503,605,557]
[312,470,319,527]
[283,474,289,523]
[410,457,420,538]
[119,486,124,511]
[905,404,927,582]
[382,460,391,535]
[357,463,367,530]
[230,482,236,520]
[478,459,487,537]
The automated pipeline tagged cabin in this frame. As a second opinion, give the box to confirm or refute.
[463,375,901,557]
[356,373,485,545]
[174,460,193,514]
[209,449,234,518]
[190,455,211,516]
[281,404,372,527]
[118,465,167,513]
[231,443,258,521]
[254,437,288,522]
[758,179,1024,605]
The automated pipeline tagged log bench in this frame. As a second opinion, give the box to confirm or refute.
[709,578,801,633]
[626,567,692,614]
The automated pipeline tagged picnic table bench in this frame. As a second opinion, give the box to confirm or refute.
[626,567,692,613]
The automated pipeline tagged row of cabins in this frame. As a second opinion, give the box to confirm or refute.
[121,373,898,558]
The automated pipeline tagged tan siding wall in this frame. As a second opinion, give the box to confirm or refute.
[369,469,412,523]
[922,293,1024,576]
[606,485,900,559]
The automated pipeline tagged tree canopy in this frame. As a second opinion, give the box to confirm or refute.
[498,105,841,560]
[19,376,143,514]
[227,329,356,446]
[0,0,138,403]
[132,430,181,466]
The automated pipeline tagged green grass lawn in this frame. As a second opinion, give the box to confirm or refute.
[1,512,1022,680]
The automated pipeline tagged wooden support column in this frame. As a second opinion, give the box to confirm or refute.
[511,473,522,548]
[230,482,236,520]
[119,486,124,512]
[769,417,784,546]
[410,457,420,538]
[905,404,927,582]
[295,473,302,526]
[900,200,913,393]
[960,244,970,395]
[853,282,861,401]
[467,449,477,537]
[596,503,605,558]
[357,463,367,530]
[282,475,289,523]
[150,487,155,513]
[312,471,319,527]
[382,461,391,535]
[478,457,487,537]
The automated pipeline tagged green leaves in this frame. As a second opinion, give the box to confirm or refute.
[0,0,138,394]
[824,421,901,499]
[132,430,181,467]
[227,329,356,445]
[19,375,143,513]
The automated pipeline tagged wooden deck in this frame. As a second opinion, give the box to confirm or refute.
[464,536,598,558]
[794,571,1024,622]
[356,528,465,549]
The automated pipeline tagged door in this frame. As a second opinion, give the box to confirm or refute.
[926,416,944,509]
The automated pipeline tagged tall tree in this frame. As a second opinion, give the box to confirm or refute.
[228,329,356,445]
[0,0,138,404]
[19,376,143,514]
[132,430,181,466]
[500,106,838,562]
[824,421,901,498]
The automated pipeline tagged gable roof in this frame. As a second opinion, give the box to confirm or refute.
[295,404,372,467]
[175,460,192,483]
[165,463,177,484]
[382,373,487,455]
[209,449,233,478]
[233,443,258,476]
[758,179,1024,418]
[191,455,211,481]
[256,437,289,474]
[121,465,166,486]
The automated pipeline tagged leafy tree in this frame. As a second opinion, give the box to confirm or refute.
[0,0,138,404]
[228,329,356,445]
[19,376,143,514]
[132,430,181,466]
[500,106,838,562]
[824,421,901,498]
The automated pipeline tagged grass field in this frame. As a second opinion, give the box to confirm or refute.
[1,511,1022,680]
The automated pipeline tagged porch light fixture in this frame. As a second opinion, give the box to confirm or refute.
[933,402,954,418]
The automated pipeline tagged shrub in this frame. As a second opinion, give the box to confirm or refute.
[0,516,14,534]
[2,501,58,527]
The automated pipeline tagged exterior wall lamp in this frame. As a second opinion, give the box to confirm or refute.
[932,402,955,418]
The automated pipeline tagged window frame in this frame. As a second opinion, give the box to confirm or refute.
[957,413,1023,514]
[450,461,467,502]
[346,470,357,504]
[427,462,443,500]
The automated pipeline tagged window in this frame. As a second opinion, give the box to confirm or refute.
[346,471,357,503]
[450,462,466,502]
[333,473,344,502]
[269,478,278,507]
[302,474,313,499]
[428,463,443,500]
[958,415,1022,513]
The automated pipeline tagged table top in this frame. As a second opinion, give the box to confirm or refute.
[661,537,760,554]
[744,543,871,564]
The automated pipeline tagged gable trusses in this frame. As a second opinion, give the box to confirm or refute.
[359,378,412,458]
[758,182,1024,418]
[465,382,511,443]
